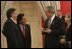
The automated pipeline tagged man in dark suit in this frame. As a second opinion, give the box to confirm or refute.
[57,10,65,21]
[17,14,31,48]
[43,6,66,48]
[2,8,24,48]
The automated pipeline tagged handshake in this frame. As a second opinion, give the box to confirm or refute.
[41,28,52,33]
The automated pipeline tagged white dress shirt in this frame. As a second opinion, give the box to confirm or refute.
[19,24,25,32]
[60,15,62,18]
[49,14,55,26]
[10,18,17,24]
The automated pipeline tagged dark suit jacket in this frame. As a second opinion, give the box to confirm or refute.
[44,16,66,48]
[60,16,65,22]
[17,24,31,48]
[2,19,24,48]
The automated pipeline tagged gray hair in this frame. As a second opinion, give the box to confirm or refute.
[46,6,55,13]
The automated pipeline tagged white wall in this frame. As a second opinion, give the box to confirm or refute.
[1,1,43,48]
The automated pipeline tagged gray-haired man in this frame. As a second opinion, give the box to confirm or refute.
[43,6,66,48]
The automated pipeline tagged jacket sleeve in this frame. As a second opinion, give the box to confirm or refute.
[2,20,17,47]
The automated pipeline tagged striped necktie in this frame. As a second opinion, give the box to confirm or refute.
[22,25,25,37]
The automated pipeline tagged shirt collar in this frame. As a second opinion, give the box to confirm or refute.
[10,18,17,24]
[51,14,55,20]
[60,15,62,18]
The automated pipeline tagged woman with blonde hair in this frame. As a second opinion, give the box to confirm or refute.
[65,14,71,48]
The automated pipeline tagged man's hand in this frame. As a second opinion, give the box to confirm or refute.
[47,28,52,33]
[41,28,45,32]
[41,28,52,33]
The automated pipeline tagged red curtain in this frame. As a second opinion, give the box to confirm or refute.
[60,1,71,16]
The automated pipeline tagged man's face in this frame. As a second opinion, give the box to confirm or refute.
[57,11,62,16]
[12,10,18,20]
[45,10,52,18]
[22,17,26,25]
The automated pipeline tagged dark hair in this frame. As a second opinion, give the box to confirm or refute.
[6,8,15,19]
[17,13,24,24]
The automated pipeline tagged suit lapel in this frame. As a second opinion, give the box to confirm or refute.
[50,16,56,28]
[10,19,19,31]
[17,24,22,33]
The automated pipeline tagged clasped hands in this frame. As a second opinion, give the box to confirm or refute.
[41,28,52,34]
